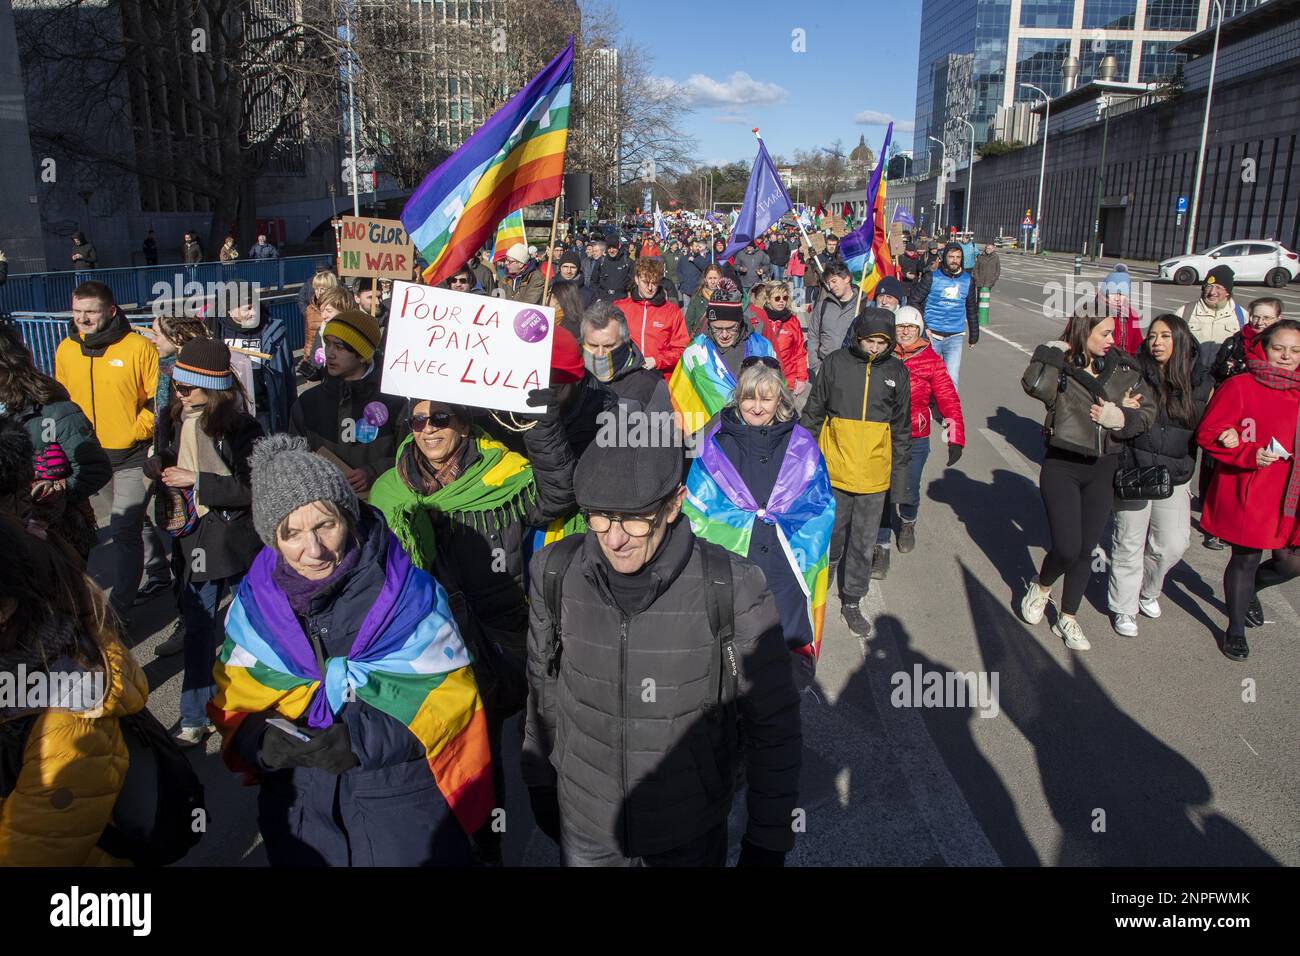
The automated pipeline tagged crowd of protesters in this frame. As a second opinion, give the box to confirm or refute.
[0,210,1296,869]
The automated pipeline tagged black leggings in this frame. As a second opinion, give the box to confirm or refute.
[1224,545,1300,635]
[1038,450,1118,615]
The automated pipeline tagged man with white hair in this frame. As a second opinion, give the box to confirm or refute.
[500,242,545,305]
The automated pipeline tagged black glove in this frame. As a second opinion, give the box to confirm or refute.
[737,837,786,867]
[519,387,562,422]
[528,785,562,844]
[947,444,964,467]
[261,721,359,774]
[296,357,323,382]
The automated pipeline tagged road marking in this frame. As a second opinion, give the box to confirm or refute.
[1239,735,1260,757]
[979,326,1032,355]
[978,426,1040,481]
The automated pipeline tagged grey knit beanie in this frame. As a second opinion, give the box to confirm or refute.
[249,434,360,547]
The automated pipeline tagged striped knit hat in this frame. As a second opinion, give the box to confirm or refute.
[173,337,233,390]
[323,309,382,362]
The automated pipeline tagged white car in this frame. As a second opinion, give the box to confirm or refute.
[1159,240,1299,287]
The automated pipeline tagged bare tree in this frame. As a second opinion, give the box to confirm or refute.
[792,140,848,207]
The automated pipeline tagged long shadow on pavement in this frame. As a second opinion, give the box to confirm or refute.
[960,560,1276,865]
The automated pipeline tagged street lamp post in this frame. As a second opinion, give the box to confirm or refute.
[958,117,975,235]
[1021,82,1050,254]
[1186,0,1224,256]
[1090,94,1112,261]
[928,135,947,233]
[343,1,360,217]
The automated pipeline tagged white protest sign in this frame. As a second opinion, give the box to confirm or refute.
[380,280,554,414]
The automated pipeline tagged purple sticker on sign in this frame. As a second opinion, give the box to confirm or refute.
[363,401,389,427]
[514,308,549,343]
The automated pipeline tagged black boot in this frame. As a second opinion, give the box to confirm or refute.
[1245,595,1264,628]
[1221,631,1249,662]
[871,546,890,580]
[897,520,917,554]
[841,598,872,637]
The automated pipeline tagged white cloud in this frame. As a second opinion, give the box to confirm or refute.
[854,110,915,132]
[650,71,788,108]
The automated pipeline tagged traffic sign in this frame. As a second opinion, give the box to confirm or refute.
[1022,215,1034,227]
[1176,196,1188,213]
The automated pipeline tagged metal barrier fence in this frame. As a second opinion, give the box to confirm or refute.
[0,255,331,313]
[6,296,304,376]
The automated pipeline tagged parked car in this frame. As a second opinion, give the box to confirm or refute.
[1159,240,1299,287]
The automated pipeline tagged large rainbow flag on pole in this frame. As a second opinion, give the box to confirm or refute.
[839,121,897,299]
[684,420,835,656]
[402,40,573,287]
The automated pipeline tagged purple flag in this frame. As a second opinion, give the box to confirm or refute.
[720,135,794,260]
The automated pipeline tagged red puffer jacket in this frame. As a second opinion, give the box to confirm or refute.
[758,309,809,388]
[1196,368,1300,549]
[896,338,965,443]
[613,287,690,381]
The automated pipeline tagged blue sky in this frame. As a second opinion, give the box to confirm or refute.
[614,0,922,168]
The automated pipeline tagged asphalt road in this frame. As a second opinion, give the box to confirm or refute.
[100,260,1299,866]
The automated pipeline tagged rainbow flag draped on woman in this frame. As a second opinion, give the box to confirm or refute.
[683,420,836,656]
[210,535,493,834]
[668,332,777,435]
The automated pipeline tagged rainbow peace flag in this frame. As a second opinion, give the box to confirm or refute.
[684,420,835,655]
[839,122,897,299]
[210,534,493,835]
[668,332,777,435]
[402,40,572,287]
[491,209,527,264]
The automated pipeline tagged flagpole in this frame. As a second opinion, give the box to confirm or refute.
[755,126,825,293]
[542,188,563,303]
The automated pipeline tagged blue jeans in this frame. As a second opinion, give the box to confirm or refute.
[929,331,965,390]
[179,574,241,727]
[768,265,785,280]
[879,436,932,544]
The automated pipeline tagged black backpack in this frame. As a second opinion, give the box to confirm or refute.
[540,536,738,719]
[1,707,206,866]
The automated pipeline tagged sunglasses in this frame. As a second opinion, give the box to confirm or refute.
[449,276,472,285]
[769,294,789,301]
[409,410,456,432]
[741,355,781,371]
[173,382,197,396]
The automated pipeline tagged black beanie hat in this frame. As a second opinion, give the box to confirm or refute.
[559,250,581,269]
[1204,264,1235,292]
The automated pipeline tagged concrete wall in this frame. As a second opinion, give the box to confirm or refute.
[959,55,1300,260]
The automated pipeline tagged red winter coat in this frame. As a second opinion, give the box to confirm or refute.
[758,309,809,388]
[896,339,965,444]
[614,287,690,380]
[1196,370,1300,549]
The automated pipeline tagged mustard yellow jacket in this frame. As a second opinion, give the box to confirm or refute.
[54,320,157,453]
[0,623,149,866]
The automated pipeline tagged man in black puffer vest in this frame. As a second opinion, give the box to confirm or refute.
[523,440,802,867]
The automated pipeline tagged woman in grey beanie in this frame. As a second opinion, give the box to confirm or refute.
[208,432,491,867]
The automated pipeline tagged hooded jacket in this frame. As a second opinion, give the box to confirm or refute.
[759,306,810,388]
[894,337,963,443]
[800,310,913,501]
[288,363,409,494]
[522,521,802,858]
[0,617,149,866]
[733,247,771,291]
[808,290,860,374]
[1021,342,1156,458]
[54,311,158,464]
[613,285,690,380]
[676,252,711,297]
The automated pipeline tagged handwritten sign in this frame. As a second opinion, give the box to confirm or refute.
[337,216,416,279]
[380,281,554,414]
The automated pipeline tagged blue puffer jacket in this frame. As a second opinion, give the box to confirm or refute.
[712,409,812,650]
[233,507,473,867]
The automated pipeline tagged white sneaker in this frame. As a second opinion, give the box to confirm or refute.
[1052,615,1091,650]
[174,725,213,748]
[1020,578,1051,625]
[1138,597,1162,619]
[1112,613,1138,638]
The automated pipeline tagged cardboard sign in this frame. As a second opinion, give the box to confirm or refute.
[380,281,554,414]
[337,216,416,279]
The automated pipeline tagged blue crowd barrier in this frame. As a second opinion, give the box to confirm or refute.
[0,255,331,313]
[7,295,304,376]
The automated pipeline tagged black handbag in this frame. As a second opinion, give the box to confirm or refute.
[1114,444,1172,501]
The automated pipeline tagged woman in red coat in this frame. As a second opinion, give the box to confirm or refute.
[873,306,965,576]
[758,281,810,400]
[1196,318,1300,662]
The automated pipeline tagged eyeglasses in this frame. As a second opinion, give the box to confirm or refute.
[584,499,670,538]
[741,355,781,371]
[173,382,196,396]
[409,410,456,432]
